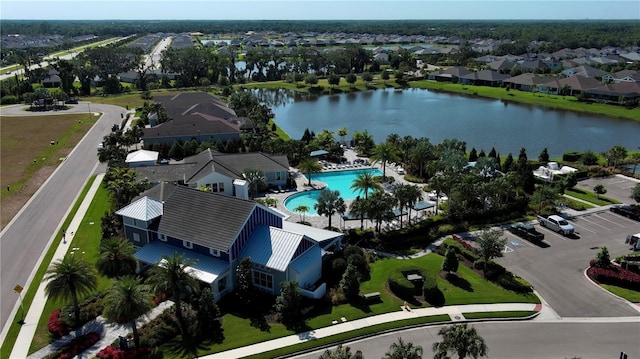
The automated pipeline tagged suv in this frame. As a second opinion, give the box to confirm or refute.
[610,204,640,221]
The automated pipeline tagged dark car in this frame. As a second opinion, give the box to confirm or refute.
[610,204,640,221]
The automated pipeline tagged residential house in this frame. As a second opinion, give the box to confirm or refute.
[561,65,606,79]
[503,73,555,91]
[538,75,601,96]
[602,70,640,83]
[428,66,472,83]
[486,58,516,73]
[117,185,337,300]
[182,148,290,195]
[458,69,510,87]
[142,112,241,148]
[584,82,640,103]
[41,69,61,88]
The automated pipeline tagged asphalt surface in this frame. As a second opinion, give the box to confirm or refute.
[498,211,639,317]
[0,103,123,335]
[292,321,640,359]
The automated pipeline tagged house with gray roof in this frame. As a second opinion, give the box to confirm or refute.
[459,69,510,87]
[142,112,241,148]
[116,185,335,300]
[183,148,290,194]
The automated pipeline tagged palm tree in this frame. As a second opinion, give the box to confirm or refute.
[103,276,153,348]
[298,157,323,186]
[243,168,267,198]
[349,196,369,230]
[394,184,423,227]
[371,142,401,178]
[350,172,382,200]
[96,238,137,278]
[432,323,488,359]
[294,205,310,223]
[45,256,98,325]
[385,337,423,359]
[314,189,346,229]
[320,344,364,359]
[367,190,396,233]
[148,252,199,335]
[337,127,349,146]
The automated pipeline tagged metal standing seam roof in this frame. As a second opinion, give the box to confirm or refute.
[239,225,306,272]
[115,196,163,221]
[281,221,343,244]
[134,241,229,284]
[413,201,436,210]
[290,245,321,274]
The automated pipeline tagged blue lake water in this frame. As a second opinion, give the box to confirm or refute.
[260,88,640,158]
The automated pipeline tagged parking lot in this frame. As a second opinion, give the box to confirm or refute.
[497,208,640,318]
[575,174,640,205]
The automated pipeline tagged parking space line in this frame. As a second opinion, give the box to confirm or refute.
[570,222,597,235]
[593,213,626,227]
[540,229,567,240]
[577,216,612,231]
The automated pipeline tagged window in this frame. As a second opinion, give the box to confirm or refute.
[132,232,140,242]
[275,172,282,181]
[218,276,227,292]
[133,219,138,226]
[159,234,167,242]
[183,240,193,249]
[210,248,220,257]
[218,182,224,192]
[253,270,273,289]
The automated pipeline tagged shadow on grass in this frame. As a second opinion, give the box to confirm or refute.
[250,315,271,332]
[446,273,473,292]
[164,334,210,358]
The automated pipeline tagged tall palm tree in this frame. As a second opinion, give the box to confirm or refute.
[394,184,423,227]
[243,168,267,198]
[314,189,346,229]
[337,127,349,146]
[367,190,396,233]
[45,256,98,325]
[349,197,369,230]
[371,142,401,178]
[298,157,323,186]
[96,238,137,278]
[432,323,488,359]
[350,172,382,200]
[385,337,423,359]
[148,252,199,335]
[103,276,153,348]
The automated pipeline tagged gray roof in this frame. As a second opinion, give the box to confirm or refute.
[184,149,290,183]
[134,182,179,202]
[157,186,258,251]
[153,92,237,121]
[135,163,195,184]
[239,225,310,272]
[143,113,240,139]
[116,196,163,221]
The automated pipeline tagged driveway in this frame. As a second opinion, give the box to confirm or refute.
[497,209,640,318]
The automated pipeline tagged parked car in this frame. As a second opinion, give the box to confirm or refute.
[537,215,575,235]
[610,204,640,221]
[508,222,545,242]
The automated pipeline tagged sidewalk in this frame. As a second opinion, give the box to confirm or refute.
[10,173,105,359]
[202,302,540,359]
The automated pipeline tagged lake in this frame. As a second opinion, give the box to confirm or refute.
[260,88,640,158]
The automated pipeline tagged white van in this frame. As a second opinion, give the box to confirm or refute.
[625,233,640,250]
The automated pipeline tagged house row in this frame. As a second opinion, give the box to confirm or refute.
[116,183,342,301]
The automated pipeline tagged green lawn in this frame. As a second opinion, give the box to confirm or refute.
[565,188,621,206]
[173,253,538,357]
[600,284,640,303]
[28,183,113,354]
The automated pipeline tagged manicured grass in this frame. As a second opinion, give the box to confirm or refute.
[231,315,451,359]
[29,183,113,354]
[562,196,595,211]
[600,284,640,303]
[462,311,537,319]
[409,81,640,122]
[565,188,621,206]
[0,114,95,203]
[0,176,96,359]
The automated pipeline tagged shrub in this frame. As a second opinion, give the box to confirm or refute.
[328,287,347,305]
[588,265,640,291]
[1,95,19,105]
[452,234,475,252]
[60,291,107,328]
[138,308,180,348]
[483,261,507,280]
[45,332,100,359]
[437,224,456,237]
[562,151,582,162]
[97,345,153,359]
[496,272,533,293]
[47,309,70,338]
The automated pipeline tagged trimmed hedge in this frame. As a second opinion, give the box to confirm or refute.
[588,264,640,291]
[387,267,424,300]
[60,291,107,328]
[97,345,153,359]
[496,272,533,293]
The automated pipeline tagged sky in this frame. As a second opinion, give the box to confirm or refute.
[1,0,639,20]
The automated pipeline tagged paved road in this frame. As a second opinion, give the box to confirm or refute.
[498,208,640,318]
[292,321,640,359]
[0,103,123,335]
[143,36,172,70]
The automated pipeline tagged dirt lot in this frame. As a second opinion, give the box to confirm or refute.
[0,113,95,229]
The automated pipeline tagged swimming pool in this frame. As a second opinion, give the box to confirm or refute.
[285,168,382,216]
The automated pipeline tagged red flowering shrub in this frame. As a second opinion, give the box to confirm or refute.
[588,263,640,291]
[46,331,100,359]
[47,309,70,338]
[152,293,167,306]
[97,345,153,359]
[452,234,475,252]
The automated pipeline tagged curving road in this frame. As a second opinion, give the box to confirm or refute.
[292,321,640,359]
[0,103,125,335]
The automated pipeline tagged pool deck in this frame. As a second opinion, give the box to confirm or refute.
[257,148,436,231]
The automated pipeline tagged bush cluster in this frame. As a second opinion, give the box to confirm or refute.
[387,267,424,300]
[96,345,153,359]
[44,332,100,359]
[588,263,640,291]
[60,291,106,328]
[452,234,475,253]
[137,307,182,348]
[495,272,533,293]
[47,309,70,338]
